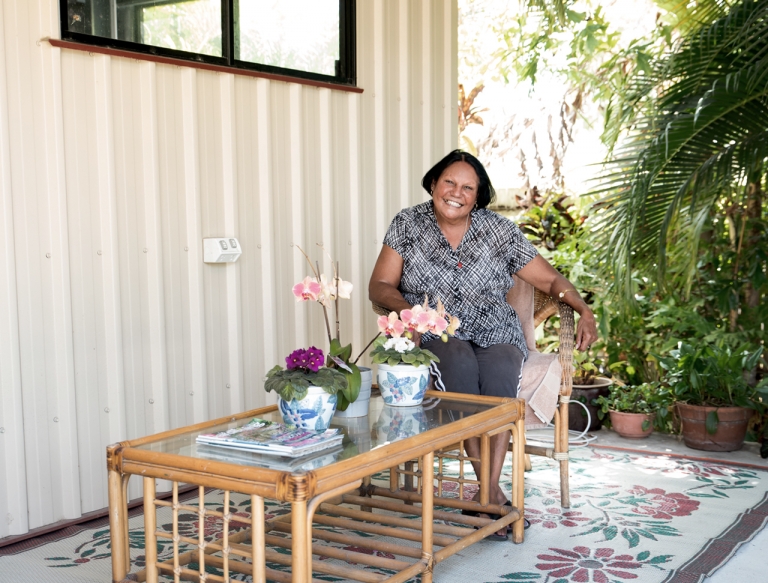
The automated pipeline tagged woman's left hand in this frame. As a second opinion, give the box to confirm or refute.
[575,308,598,352]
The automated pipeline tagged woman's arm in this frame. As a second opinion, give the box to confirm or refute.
[368,245,413,313]
[516,255,598,351]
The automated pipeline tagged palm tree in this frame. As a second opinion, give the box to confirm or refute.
[591,0,768,304]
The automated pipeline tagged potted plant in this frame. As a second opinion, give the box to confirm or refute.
[595,382,669,439]
[265,346,348,431]
[569,349,612,432]
[657,341,764,452]
[370,300,458,406]
[291,246,377,417]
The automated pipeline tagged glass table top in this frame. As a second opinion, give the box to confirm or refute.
[136,393,498,473]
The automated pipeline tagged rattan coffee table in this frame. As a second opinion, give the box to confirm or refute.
[107,390,525,583]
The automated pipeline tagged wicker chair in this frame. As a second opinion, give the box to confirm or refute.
[507,276,574,508]
[371,276,574,507]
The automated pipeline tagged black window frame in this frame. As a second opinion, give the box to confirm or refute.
[60,0,357,87]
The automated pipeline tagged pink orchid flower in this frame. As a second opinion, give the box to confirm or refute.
[292,276,322,302]
[436,298,461,335]
[400,305,427,332]
[426,310,449,335]
[414,311,433,333]
[446,314,461,335]
[377,311,405,338]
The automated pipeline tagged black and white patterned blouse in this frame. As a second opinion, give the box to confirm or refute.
[383,201,538,357]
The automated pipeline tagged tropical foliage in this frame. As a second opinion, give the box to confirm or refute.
[591,0,768,303]
[463,0,768,454]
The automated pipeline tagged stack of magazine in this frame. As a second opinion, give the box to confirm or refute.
[194,443,344,472]
[195,418,343,458]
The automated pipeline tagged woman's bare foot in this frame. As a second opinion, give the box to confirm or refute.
[471,489,509,538]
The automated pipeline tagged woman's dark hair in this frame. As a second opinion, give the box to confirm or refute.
[421,149,496,209]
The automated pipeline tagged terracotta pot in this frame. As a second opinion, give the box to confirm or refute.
[676,403,752,452]
[569,377,612,432]
[609,410,653,439]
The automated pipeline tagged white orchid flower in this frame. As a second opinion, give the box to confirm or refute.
[336,278,353,299]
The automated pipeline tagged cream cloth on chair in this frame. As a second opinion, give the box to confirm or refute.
[507,276,562,429]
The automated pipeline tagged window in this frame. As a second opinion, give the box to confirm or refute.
[61,0,356,85]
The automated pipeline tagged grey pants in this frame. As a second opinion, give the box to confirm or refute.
[421,337,524,398]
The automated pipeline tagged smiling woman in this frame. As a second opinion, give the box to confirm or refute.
[60,0,356,85]
[369,149,598,538]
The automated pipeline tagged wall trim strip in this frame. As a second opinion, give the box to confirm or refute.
[47,39,365,94]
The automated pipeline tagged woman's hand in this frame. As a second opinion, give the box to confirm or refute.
[516,256,599,351]
[575,308,598,352]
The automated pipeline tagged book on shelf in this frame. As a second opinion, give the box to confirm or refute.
[195,443,344,472]
[195,418,344,458]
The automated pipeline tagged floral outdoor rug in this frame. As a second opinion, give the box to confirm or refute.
[0,447,766,583]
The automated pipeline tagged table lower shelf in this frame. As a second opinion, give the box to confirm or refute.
[139,480,523,583]
[146,486,520,583]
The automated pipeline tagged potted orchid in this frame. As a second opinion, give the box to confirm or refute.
[265,346,348,431]
[370,299,459,406]
[286,246,376,417]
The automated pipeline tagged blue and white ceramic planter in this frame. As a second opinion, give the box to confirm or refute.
[277,385,337,432]
[377,363,430,406]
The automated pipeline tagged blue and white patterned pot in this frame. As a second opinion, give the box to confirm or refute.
[377,363,430,406]
[277,385,338,432]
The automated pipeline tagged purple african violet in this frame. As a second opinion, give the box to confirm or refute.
[306,346,324,372]
[285,347,325,373]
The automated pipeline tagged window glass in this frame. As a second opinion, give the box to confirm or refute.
[141,1,222,57]
[236,0,339,76]
[65,0,222,57]
[62,0,354,84]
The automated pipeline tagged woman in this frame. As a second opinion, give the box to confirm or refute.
[369,150,598,539]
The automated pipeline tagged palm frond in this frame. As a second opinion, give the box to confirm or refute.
[591,0,768,301]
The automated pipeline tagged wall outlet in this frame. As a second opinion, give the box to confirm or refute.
[203,238,242,263]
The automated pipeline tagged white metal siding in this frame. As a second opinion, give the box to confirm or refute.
[0,0,457,538]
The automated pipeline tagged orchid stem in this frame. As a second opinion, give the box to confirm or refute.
[353,332,381,365]
[296,245,319,279]
[335,261,340,341]
[316,259,333,345]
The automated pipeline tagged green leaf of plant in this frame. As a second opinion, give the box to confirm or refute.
[340,363,361,404]
[566,9,585,23]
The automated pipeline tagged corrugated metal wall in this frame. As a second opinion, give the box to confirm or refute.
[0,0,457,538]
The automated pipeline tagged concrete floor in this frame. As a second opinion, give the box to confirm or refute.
[589,428,768,581]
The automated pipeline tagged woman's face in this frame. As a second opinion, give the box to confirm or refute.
[431,161,479,224]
